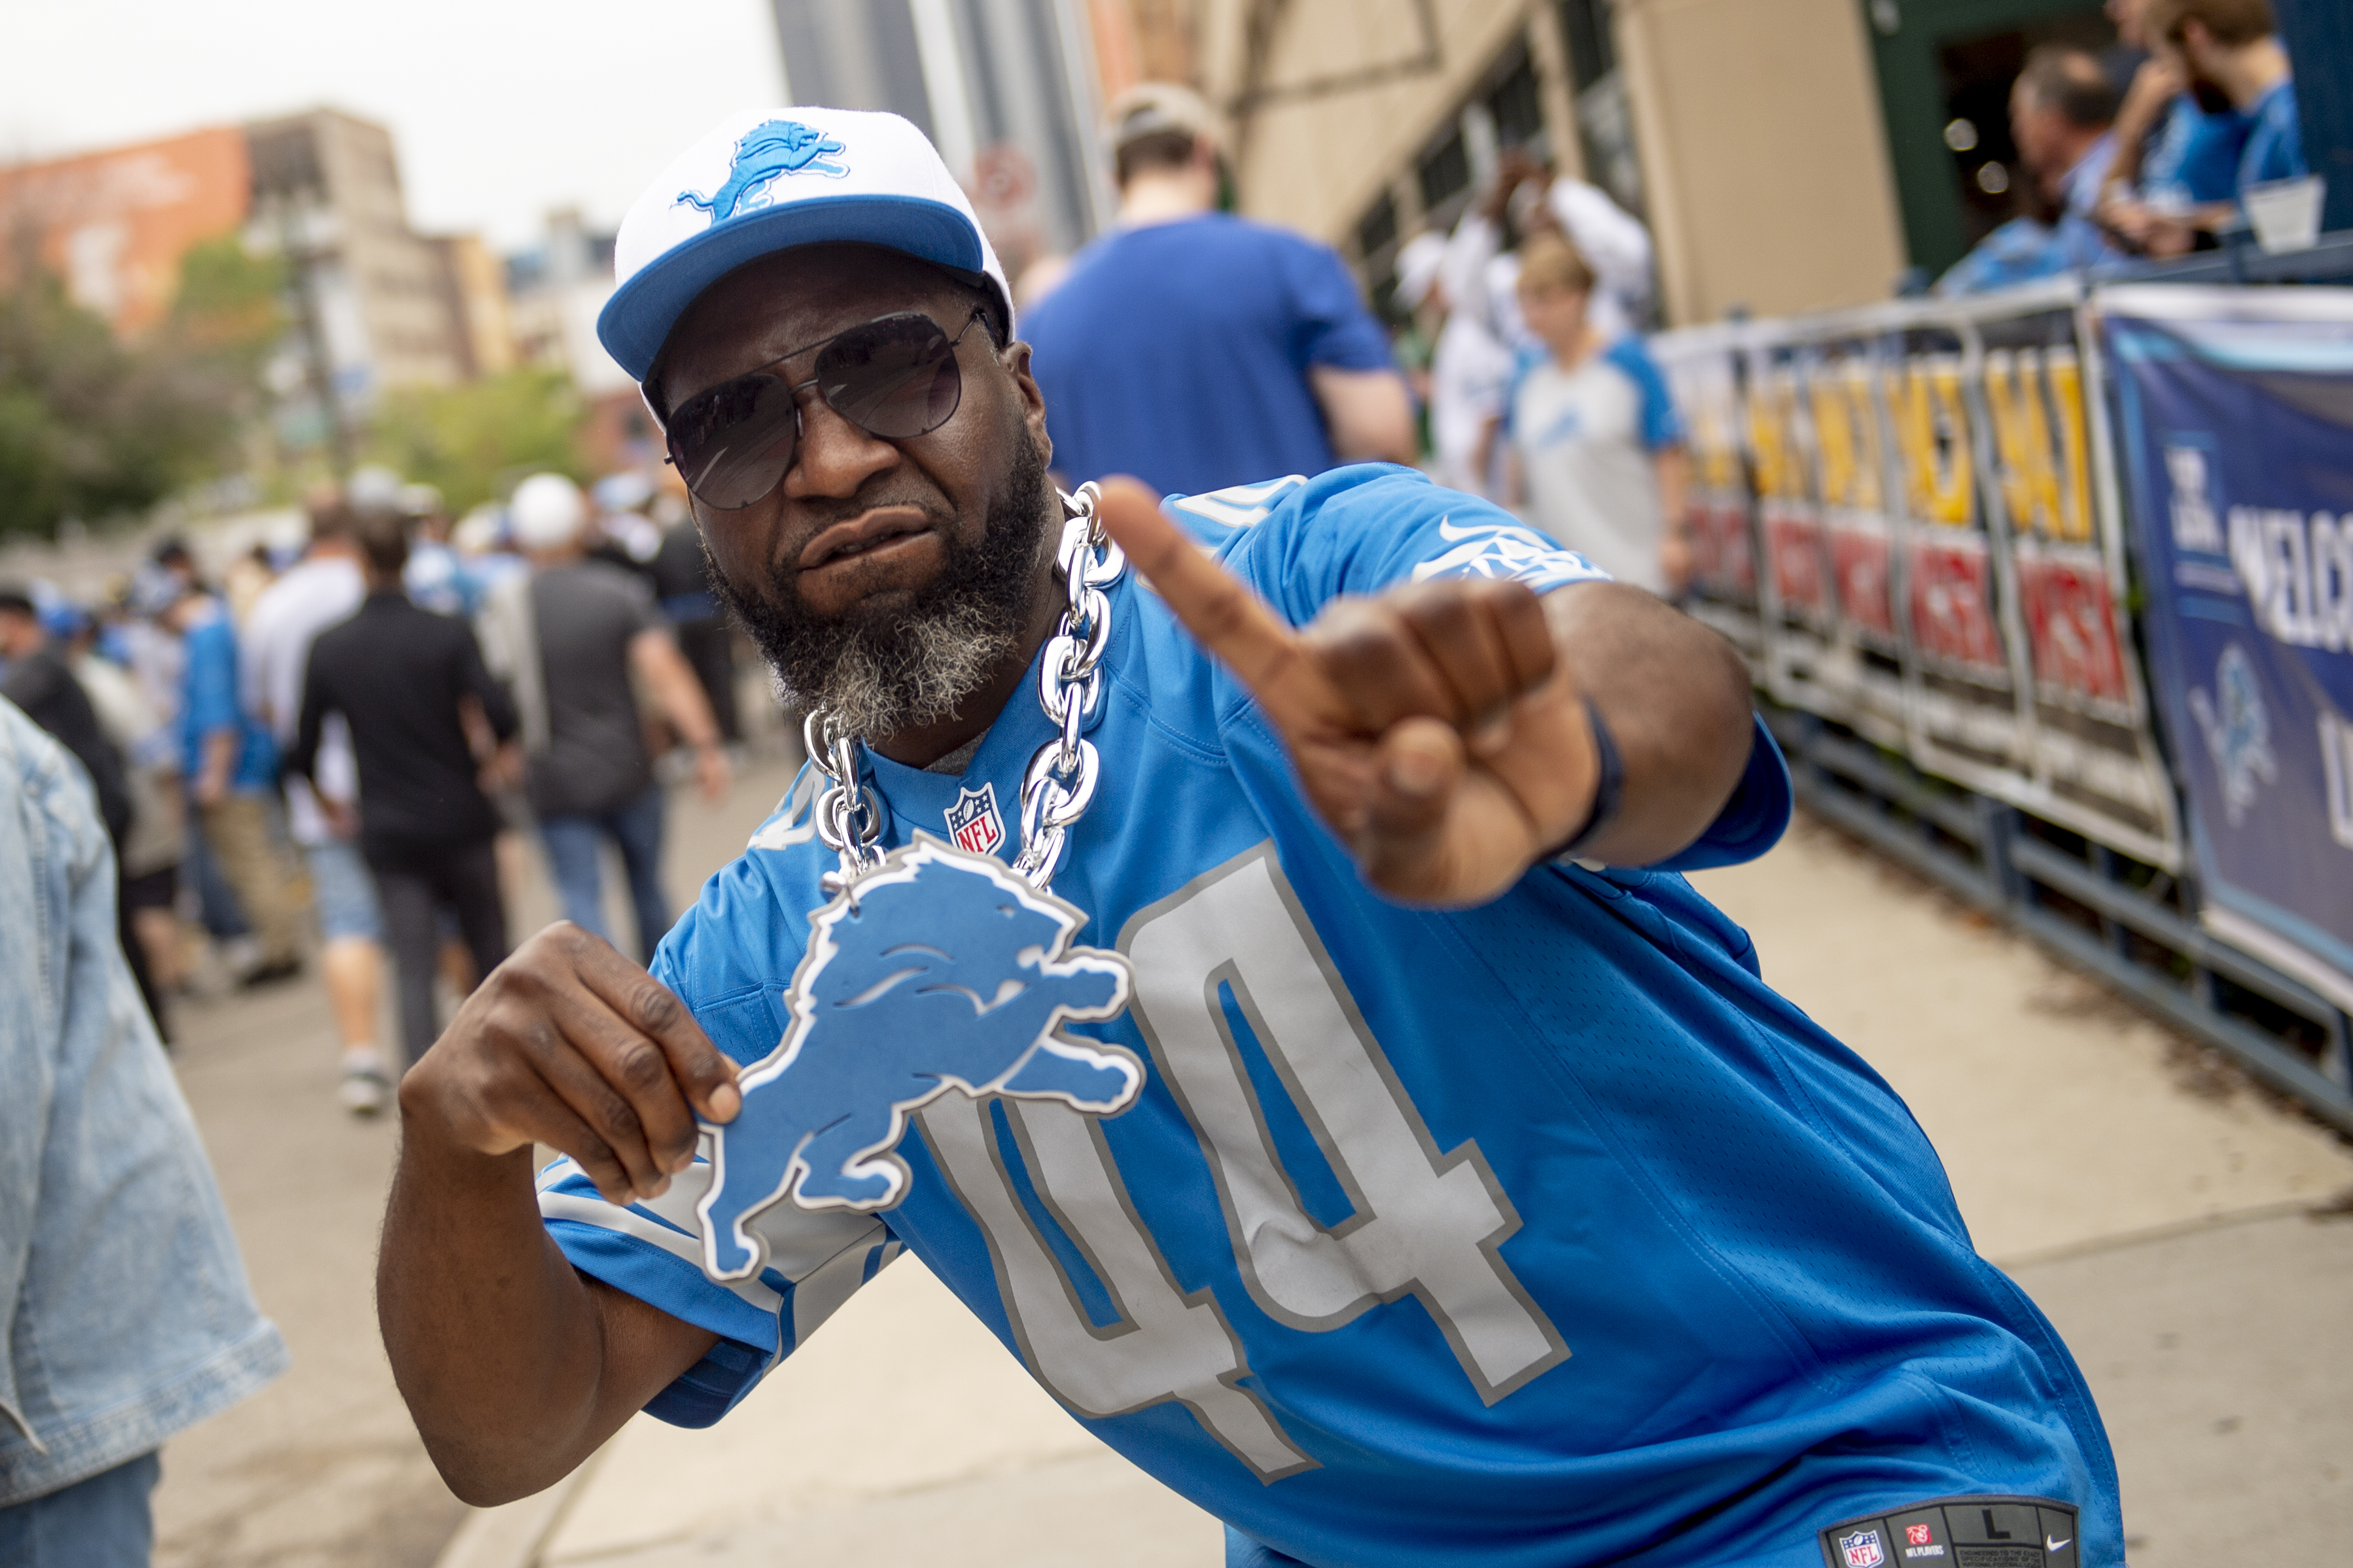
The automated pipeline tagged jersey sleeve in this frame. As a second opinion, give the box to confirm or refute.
[1603,336,1687,451]
[1168,465,1612,626]
[535,922,902,1427]
[1165,466,1792,870]
[1282,234,1396,374]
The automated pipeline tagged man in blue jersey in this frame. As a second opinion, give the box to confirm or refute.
[378,107,2123,1567]
[1021,84,1417,497]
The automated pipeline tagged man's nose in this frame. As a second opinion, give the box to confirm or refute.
[784,392,899,500]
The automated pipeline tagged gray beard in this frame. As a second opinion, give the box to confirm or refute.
[713,430,1056,740]
[762,591,1021,740]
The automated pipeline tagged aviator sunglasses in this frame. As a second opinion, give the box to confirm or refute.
[661,305,989,510]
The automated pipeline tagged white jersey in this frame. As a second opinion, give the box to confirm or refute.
[239,554,364,845]
[1507,336,1684,595]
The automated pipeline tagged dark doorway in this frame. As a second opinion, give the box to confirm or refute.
[1864,0,2116,275]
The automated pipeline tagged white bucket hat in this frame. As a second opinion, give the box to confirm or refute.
[597,107,1013,385]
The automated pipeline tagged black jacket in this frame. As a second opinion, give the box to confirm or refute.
[3,649,131,845]
[289,593,517,859]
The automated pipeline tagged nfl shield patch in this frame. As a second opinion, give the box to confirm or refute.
[1837,1529,1886,1568]
[944,783,1006,858]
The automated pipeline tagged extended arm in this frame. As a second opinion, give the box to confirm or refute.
[1654,446,1693,594]
[1311,366,1419,466]
[285,646,329,786]
[1099,479,1752,905]
[628,628,731,801]
[381,925,740,1503]
[1539,579,1750,865]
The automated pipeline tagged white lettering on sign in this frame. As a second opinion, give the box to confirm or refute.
[2322,710,2353,852]
[2228,505,2353,652]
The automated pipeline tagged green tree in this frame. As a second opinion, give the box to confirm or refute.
[366,366,586,512]
[0,235,283,539]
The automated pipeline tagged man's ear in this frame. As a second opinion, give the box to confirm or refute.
[997,340,1053,470]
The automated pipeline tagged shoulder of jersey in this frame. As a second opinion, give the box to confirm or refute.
[1163,475,1310,541]
[746,766,822,854]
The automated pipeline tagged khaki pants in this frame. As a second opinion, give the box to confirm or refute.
[200,793,302,967]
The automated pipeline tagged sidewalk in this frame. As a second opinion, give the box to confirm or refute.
[439,815,2353,1568]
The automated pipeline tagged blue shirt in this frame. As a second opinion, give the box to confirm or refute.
[2142,95,2251,207]
[2238,78,2307,192]
[1023,215,1397,497]
[177,602,276,793]
[539,468,2119,1567]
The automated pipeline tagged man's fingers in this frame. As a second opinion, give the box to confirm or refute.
[1388,580,1555,741]
[565,928,742,1125]
[512,1015,672,1197]
[1095,477,1339,727]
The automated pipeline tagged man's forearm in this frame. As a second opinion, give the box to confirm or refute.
[380,1112,622,1503]
[1544,582,1752,865]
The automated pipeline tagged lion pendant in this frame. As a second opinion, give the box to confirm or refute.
[694,833,1141,1283]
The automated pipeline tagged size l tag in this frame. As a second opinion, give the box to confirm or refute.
[1820,1495,2079,1568]
[696,833,1141,1282]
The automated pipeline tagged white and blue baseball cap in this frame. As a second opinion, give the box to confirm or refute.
[597,108,1012,385]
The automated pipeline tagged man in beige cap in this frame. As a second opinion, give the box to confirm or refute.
[1021,83,1415,497]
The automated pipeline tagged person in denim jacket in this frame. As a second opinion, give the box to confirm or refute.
[0,698,287,1565]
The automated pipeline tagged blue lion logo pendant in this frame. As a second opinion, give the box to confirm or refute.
[696,833,1140,1283]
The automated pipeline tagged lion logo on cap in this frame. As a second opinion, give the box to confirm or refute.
[678,118,850,223]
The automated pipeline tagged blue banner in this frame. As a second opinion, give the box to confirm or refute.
[2104,288,2353,999]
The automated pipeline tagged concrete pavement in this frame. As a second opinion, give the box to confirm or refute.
[151,757,805,1568]
[431,814,2353,1568]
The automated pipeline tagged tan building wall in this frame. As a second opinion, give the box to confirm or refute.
[431,232,516,379]
[1199,0,1546,246]
[1616,0,1906,322]
[1175,0,1908,326]
[0,126,252,336]
[247,109,469,392]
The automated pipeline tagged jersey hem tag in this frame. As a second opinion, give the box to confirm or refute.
[1818,1495,2078,1568]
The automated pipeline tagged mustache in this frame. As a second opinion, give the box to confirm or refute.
[779,485,957,537]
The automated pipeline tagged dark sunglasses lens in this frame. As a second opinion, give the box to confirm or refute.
[668,372,797,510]
[816,314,962,440]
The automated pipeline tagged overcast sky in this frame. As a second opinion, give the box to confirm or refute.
[0,0,790,251]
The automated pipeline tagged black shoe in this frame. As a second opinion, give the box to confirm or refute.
[239,957,304,988]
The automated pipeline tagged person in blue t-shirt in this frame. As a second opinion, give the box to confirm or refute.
[2099,0,2250,256]
[1939,47,2121,293]
[158,580,304,984]
[1022,84,1415,498]
[376,107,2123,1568]
[2115,0,2306,249]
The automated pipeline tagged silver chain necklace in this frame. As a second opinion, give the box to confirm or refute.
[802,481,1125,897]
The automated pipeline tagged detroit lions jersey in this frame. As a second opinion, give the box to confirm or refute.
[539,466,2120,1568]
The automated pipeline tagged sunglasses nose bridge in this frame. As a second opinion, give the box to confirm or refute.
[787,379,906,497]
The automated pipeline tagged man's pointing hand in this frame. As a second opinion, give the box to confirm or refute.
[1095,477,1601,906]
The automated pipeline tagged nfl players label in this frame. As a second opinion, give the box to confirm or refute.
[692,485,1136,1280]
[1819,1496,2078,1568]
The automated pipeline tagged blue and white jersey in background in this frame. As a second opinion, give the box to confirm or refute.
[539,466,2119,1567]
[1506,337,1686,595]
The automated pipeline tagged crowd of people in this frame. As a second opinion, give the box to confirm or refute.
[1016,81,1691,610]
[1940,0,2310,294]
[0,464,738,1110]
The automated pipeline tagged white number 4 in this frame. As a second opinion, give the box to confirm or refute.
[919,844,1565,1480]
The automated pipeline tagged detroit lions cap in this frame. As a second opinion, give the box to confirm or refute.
[597,107,1012,385]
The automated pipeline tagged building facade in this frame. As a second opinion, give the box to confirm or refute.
[769,0,1116,281]
[0,126,255,336]
[1,109,518,444]
[1180,0,1910,326]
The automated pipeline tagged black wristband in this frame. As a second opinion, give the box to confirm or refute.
[1554,695,1624,863]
